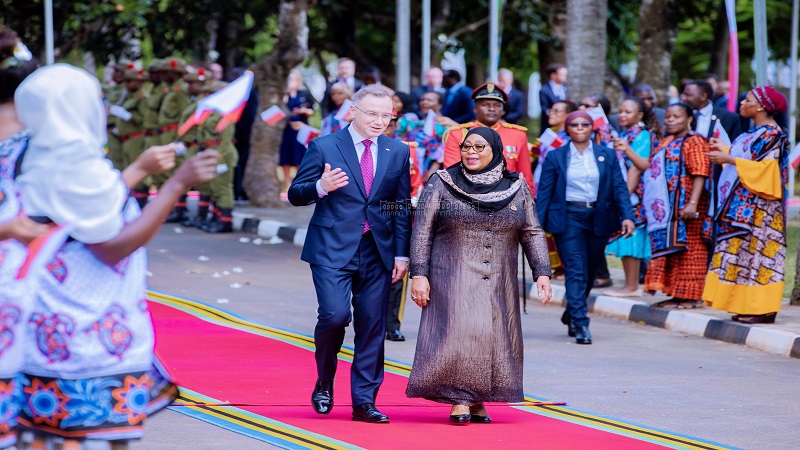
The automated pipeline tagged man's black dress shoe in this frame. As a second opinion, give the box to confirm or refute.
[165,209,188,223]
[567,321,577,337]
[311,380,334,414]
[449,413,471,424]
[352,403,389,423]
[386,330,406,341]
[575,325,592,345]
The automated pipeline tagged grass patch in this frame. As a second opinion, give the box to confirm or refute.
[605,223,798,298]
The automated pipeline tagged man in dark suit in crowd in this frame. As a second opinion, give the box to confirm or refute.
[441,69,475,124]
[497,68,526,124]
[321,58,365,116]
[410,67,445,116]
[609,84,666,132]
[681,79,741,141]
[288,86,411,424]
[538,63,568,132]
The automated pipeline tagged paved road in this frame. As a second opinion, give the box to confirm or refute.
[133,225,800,449]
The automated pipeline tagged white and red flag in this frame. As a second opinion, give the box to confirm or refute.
[789,143,800,169]
[296,124,320,147]
[334,100,354,121]
[179,71,254,135]
[261,105,287,126]
[538,128,564,152]
[586,106,610,130]
[712,120,731,147]
[423,110,437,136]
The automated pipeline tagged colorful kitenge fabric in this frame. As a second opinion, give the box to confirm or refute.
[643,133,711,300]
[0,133,178,442]
[703,125,788,314]
[533,129,570,194]
[593,123,616,148]
[606,126,654,260]
[0,133,33,448]
[397,117,445,173]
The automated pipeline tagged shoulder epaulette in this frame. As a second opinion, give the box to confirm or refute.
[501,122,528,132]
[449,122,475,132]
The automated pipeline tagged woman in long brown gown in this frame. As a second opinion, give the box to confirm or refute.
[406,127,552,424]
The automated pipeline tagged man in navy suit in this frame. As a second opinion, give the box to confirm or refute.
[441,69,475,124]
[321,58,365,116]
[289,87,411,423]
[538,63,568,132]
[498,68,526,124]
[681,80,741,141]
[410,67,445,116]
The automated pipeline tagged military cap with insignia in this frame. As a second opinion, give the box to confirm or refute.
[472,81,508,103]
[184,67,209,82]
[165,57,187,74]
[122,68,147,81]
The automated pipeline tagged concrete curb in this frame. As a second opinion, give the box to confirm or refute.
[232,212,307,247]
[527,282,800,359]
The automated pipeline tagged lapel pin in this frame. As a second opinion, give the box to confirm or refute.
[598,156,605,162]
[385,148,390,151]
[511,205,518,211]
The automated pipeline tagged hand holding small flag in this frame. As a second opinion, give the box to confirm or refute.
[261,105,288,126]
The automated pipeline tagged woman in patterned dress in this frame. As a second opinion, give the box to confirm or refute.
[642,103,712,308]
[407,127,552,424]
[703,87,789,324]
[605,97,660,297]
[8,64,220,449]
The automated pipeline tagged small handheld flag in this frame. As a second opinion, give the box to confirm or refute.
[334,100,354,121]
[789,143,800,169]
[586,106,610,130]
[296,124,320,147]
[711,120,731,147]
[179,71,254,135]
[538,128,564,152]
[261,106,287,126]
[423,110,437,136]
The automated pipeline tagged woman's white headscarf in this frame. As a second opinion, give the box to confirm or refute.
[14,63,128,244]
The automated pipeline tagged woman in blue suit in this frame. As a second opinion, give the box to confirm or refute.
[536,111,635,344]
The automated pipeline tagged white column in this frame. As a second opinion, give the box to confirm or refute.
[396,0,411,92]
[754,0,769,86]
[422,0,431,76]
[45,0,55,64]
[488,0,499,82]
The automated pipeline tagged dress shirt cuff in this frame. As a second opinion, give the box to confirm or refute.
[394,257,410,262]
[316,179,328,197]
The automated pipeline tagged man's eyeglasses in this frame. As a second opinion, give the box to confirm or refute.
[568,122,592,129]
[353,104,393,121]
[460,143,488,153]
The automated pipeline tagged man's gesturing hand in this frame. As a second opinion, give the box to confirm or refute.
[319,163,349,193]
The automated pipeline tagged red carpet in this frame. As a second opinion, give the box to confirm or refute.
[149,293,728,449]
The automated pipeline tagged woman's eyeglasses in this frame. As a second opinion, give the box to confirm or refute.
[460,143,488,153]
[568,122,592,129]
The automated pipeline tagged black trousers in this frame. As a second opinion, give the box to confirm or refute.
[310,232,391,405]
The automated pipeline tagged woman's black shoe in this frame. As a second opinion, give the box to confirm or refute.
[470,415,492,423]
[449,414,471,424]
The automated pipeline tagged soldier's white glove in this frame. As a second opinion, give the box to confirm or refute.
[109,105,132,121]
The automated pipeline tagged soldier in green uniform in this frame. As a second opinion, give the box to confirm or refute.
[143,59,169,155]
[104,61,131,171]
[198,81,238,233]
[157,58,191,222]
[109,67,151,208]
[176,68,211,227]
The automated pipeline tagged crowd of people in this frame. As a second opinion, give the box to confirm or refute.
[0,21,794,445]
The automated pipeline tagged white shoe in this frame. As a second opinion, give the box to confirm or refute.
[605,289,642,298]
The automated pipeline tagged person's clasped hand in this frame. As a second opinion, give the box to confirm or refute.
[707,138,736,165]
[8,215,52,247]
[620,219,635,237]
[680,202,699,220]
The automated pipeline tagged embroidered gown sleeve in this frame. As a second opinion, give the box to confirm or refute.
[734,130,784,201]
[410,174,444,277]
[518,182,551,279]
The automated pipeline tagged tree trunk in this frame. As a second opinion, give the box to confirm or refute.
[246,0,309,207]
[538,0,567,80]
[565,0,607,102]
[708,6,729,79]
[634,0,679,108]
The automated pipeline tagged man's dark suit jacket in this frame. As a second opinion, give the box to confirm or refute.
[442,85,475,124]
[321,78,365,116]
[708,105,742,141]
[288,127,411,271]
[504,87,526,124]
[535,143,634,237]
[409,84,445,116]
[538,82,563,133]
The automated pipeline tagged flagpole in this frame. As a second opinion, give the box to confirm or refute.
[422,0,431,76]
[489,0,499,82]
[44,0,55,64]
[790,0,799,197]
[754,0,768,86]
[396,0,411,92]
